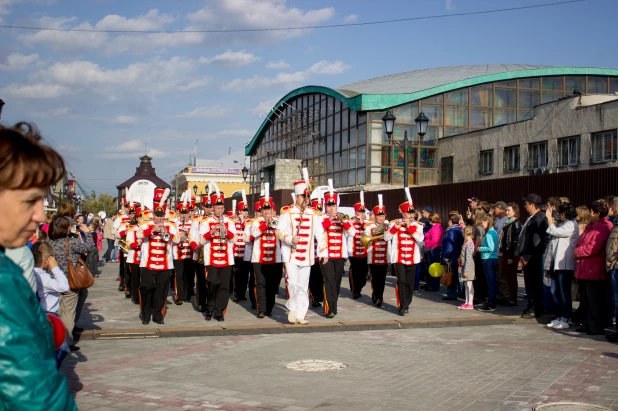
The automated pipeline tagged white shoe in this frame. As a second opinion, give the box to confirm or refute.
[296,318,309,325]
[546,319,559,328]
[287,312,296,324]
[554,321,570,330]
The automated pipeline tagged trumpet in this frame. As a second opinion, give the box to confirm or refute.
[267,217,278,228]
[219,215,227,238]
[118,239,131,254]
[360,222,389,248]
[330,212,349,222]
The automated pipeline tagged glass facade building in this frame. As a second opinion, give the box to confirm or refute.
[246,65,618,193]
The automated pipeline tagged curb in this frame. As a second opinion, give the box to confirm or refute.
[78,315,520,341]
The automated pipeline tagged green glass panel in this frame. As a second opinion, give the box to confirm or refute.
[519,90,540,109]
[420,148,437,169]
[542,76,563,91]
[445,89,468,105]
[393,102,418,124]
[611,78,618,94]
[496,80,516,88]
[542,91,562,104]
[495,88,516,108]
[470,108,492,128]
[444,106,468,127]
[519,78,540,89]
[471,84,492,107]
[422,94,443,104]
[393,146,417,167]
[445,127,468,137]
[495,109,516,126]
[368,111,386,122]
[587,76,608,94]
[421,105,442,125]
[565,76,585,93]
[357,168,366,184]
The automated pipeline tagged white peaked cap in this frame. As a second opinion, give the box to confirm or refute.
[404,187,412,206]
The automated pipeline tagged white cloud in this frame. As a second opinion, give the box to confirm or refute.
[222,60,349,92]
[266,60,290,69]
[187,0,335,44]
[97,139,166,160]
[58,143,81,153]
[104,32,207,54]
[111,115,138,124]
[199,50,259,68]
[95,9,174,31]
[0,53,39,71]
[1,83,70,99]
[176,77,212,92]
[175,106,233,118]
[446,0,455,10]
[218,129,254,137]
[344,14,357,23]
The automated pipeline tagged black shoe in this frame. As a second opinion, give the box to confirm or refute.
[215,316,224,322]
[352,293,361,300]
[521,310,536,319]
[197,305,207,313]
[404,309,409,314]
[174,299,183,305]
[398,309,405,316]
[257,312,265,318]
[587,329,604,336]
[478,303,497,312]
[442,296,457,301]
[311,301,321,308]
[251,304,257,310]
[376,298,383,308]
[69,344,80,351]
[73,326,84,333]
[606,334,618,342]
[131,299,139,305]
[125,290,131,298]
[325,313,335,318]
[205,311,212,321]
[153,319,164,325]
[576,326,589,333]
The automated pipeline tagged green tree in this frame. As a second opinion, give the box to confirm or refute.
[81,193,115,216]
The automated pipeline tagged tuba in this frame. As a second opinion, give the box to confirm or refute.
[360,223,389,248]
[118,239,131,254]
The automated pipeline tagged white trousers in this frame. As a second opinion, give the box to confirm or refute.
[284,263,311,319]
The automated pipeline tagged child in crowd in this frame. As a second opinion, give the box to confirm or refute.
[458,225,476,309]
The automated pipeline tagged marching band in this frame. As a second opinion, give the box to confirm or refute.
[110,170,425,325]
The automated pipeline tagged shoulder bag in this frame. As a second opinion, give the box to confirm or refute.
[65,238,95,289]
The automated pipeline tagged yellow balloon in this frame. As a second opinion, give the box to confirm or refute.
[428,262,444,278]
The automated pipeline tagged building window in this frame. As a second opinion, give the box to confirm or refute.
[591,130,617,163]
[479,150,494,175]
[529,142,548,169]
[504,145,520,173]
[558,137,580,167]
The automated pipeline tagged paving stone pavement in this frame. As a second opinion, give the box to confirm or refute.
[79,258,526,332]
[62,323,618,411]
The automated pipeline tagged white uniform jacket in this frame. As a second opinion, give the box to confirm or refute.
[322,214,356,259]
[173,217,193,260]
[276,205,327,267]
[364,221,390,265]
[251,217,282,264]
[242,219,255,262]
[137,221,180,270]
[124,224,143,265]
[383,220,424,265]
[198,215,236,267]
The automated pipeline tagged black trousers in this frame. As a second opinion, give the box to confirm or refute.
[205,265,232,317]
[394,263,416,311]
[370,264,388,301]
[473,253,487,302]
[234,258,251,300]
[127,263,140,303]
[118,251,126,287]
[248,262,256,306]
[579,279,607,332]
[254,262,283,314]
[194,262,207,308]
[321,258,346,315]
[309,261,323,303]
[140,268,171,322]
[173,259,194,302]
[523,255,544,315]
[349,257,368,295]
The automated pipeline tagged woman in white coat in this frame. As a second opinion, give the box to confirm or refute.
[545,203,579,329]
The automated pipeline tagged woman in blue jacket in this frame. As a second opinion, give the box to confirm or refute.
[441,213,464,300]
[0,123,76,411]
[478,214,499,312]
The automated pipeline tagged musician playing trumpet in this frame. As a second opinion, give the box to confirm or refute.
[136,188,179,325]
[383,188,424,316]
[348,191,369,300]
[171,190,194,306]
[123,202,144,305]
[363,195,390,307]
[198,185,236,322]
[321,179,356,318]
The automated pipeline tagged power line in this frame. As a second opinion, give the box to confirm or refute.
[0,0,587,34]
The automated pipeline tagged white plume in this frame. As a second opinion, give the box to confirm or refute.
[182,189,188,207]
[241,189,247,206]
[140,195,145,208]
[207,183,212,196]
[291,192,296,205]
[260,187,264,196]
[214,182,220,198]
[129,190,134,208]
[302,167,309,187]
[328,179,334,196]
[404,187,412,206]
[264,182,270,202]
[160,188,171,208]
[378,194,383,208]
[360,190,365,206]
[232,199,237,212]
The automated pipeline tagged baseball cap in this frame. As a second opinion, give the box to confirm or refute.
[490,201,507,211]
[468,196,480,203]
[421,206,433,213]
[521,193,542,205]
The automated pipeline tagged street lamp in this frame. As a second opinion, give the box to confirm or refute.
[259,168,265,181]
[193,184,198,195]
[64,182,69,199]
[382,109,396,139]
[0,99,5,120]
[415,112,429,142]
[242,166,249,182]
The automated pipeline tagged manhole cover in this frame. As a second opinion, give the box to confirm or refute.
[285,360,347,372]
[535,403,611,411]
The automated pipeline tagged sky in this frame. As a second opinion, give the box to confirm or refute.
[1,0,617,196]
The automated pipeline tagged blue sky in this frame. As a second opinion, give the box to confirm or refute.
[1,0,617,196]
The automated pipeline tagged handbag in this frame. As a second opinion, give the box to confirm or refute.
[65,239,95,289]
[441,263,453,287]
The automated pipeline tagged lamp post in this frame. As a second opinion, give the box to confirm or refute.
[242,166,249,182]
[383,110,430,188]
[0,99,5,120]
[63,182,69,200]
[193,184,198,195]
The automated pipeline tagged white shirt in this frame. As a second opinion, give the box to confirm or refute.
[5,246,37,294]
[34,266,70,313]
